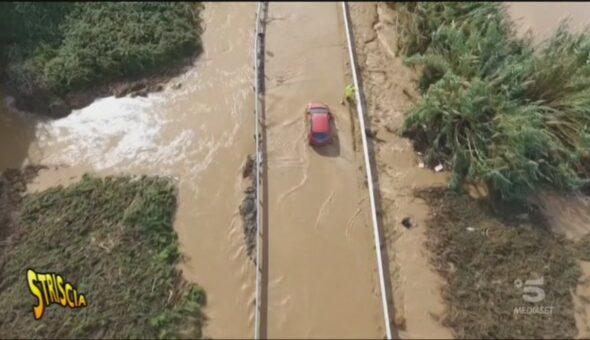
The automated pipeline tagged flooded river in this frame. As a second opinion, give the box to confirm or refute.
[264,3,383,338]
[1,2,384,338]
[1,3,256,338]
[6,2,590,339]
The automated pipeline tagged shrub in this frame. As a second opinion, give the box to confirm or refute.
[2,2,202,97]
[395,2,590,200]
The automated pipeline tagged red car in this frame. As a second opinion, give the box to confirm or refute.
[306,102,333,146]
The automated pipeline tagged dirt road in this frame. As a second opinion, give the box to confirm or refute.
[263,3,383,338]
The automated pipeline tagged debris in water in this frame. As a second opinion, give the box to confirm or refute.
[242,155,255,179]
[434,163,444,172]
[394,314,407,330]
[401,217,413,229]
[466,227,476,232]
[239,155,256,262]
[239,185,256,262]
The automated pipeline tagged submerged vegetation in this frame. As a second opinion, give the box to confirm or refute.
[0,175,206,338]
[0,2,202,116]
[394,2,590,200]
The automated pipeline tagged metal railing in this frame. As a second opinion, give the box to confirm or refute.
[341,2,393,339]
[253,2,268,339]
[252,3,392,338]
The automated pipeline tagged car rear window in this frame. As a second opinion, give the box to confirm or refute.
[313,132,329,142]
[310,107,328,114]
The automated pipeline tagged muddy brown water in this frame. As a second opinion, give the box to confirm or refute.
[263,2,383,338]
[507,2,590,43]
[1,3,256,338]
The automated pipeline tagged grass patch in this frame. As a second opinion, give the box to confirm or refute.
[393,2,590,200]
[0,2,202,114]
[0,174,206,339]
[418,188,583,339]
[0,166,45,267]
[574,233,590,261]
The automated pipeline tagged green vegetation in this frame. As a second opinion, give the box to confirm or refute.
[0,2,202,114]
[344,84,355,103]
[0,175,206,338]
[418,188,583,339]
[394,2,590,200]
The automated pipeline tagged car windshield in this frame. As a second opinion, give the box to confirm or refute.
[313,132,329,142]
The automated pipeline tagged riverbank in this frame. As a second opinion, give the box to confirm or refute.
[350,2,590,338]
[349,3,452,338]
[0,3,202,117]
[0,171,205,338]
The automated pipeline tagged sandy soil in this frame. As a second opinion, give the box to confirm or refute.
[349,3,453,339]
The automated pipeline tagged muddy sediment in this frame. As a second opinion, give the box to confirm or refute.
[349,2,453,338]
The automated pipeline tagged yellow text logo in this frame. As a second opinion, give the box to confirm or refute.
[27,269,88,320]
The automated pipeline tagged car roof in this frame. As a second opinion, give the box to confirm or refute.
[311,112,330,133]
